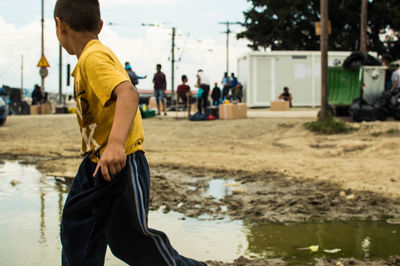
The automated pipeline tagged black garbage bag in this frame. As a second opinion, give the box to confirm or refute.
[349,98,386,122]
[189,112,209,121]
[376,91,393,116]
[389,91,400,120]
[343,52,382,71]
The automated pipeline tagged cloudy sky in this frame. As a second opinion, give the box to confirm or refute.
[0,0,252,94]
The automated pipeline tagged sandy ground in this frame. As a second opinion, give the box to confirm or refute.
[1,112,400,265]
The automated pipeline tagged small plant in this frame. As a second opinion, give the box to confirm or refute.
[386,128,400,134]
[304,114,355,134]
[278,123,295,129]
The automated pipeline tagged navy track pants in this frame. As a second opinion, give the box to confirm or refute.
[61,151,206,266]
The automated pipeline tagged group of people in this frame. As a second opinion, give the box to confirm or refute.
[123,62,245,115]
[125,62,168,116]
[176,71,244,115]
[221,72,243,102]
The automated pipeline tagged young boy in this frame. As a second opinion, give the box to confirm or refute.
[54,1,206,265]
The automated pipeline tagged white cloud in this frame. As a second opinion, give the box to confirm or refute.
[0,16,250,95]
[0,16,75,94]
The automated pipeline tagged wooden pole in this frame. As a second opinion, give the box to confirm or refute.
[360,0,368,53]
[320,0,329,119]
[171,27,176,103]
[41,0,45,94]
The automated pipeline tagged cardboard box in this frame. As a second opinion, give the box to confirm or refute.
[40,103,51,114]
[236,103,247,119]
[30,105,41,115]
[270,101,290,111]
[219,103,247,120]
[148,96,157,110]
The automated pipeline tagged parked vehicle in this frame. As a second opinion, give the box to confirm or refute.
[0,89,8,126]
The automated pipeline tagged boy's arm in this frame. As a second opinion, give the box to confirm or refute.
[93,81,139,182]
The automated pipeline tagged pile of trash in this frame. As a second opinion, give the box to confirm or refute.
[350,89,400,122]
[342,51,381,71]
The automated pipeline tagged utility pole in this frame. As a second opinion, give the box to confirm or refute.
[20,55,24,91]
[219,21,241,75]
[360,0,368,54]
[171,27,176,101]
[41,0,45,94]
[320,0,329,119]
[59,44,63,105]
[141,23,176,103]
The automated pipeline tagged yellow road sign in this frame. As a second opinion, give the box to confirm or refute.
[37,55,50,68]
[315,21,332,36]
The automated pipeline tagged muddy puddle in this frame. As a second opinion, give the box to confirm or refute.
[0,161,399,265]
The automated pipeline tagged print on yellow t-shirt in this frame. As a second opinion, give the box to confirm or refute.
[72,40,144,162]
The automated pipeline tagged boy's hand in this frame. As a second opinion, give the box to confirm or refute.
[93,142,126,182]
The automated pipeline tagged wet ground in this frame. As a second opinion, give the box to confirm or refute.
[1,161,399,265]
[149,166,400,224]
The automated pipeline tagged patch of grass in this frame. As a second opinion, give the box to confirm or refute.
[371,131,383,137]
[304,114,355,134]
[278,123,295,129]
[386,128,400,134]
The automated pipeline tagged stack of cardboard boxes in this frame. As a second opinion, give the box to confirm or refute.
[218,103,247,120]
[30,103,51,115]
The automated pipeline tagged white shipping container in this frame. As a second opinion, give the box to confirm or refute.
[237,51,353,107]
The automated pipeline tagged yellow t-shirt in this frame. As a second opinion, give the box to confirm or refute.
[72,39,144,162]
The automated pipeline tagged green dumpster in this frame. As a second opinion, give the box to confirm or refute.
[328,66,362,106]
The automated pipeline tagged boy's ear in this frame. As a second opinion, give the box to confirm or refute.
[55,17,66,33]
[97,19,104,34]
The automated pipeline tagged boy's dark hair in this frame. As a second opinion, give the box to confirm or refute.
[54,0,101,32]
[181,75,187,82]
[157,64,162,69]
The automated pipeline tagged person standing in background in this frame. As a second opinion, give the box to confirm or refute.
[221,72,230,99]
[125,62,147,87]
[31,84,42,106]
[390,64,400,92]
[230,73,239,92]
[153,64,167,116]
[196,69,210,114]
[177,75,191,105]
[211,82,221,106]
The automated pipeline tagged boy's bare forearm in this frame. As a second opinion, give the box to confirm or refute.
[108,81,139,147]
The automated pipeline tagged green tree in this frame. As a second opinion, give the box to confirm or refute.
[238,0,400,58]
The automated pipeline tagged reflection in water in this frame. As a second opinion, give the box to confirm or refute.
[40,191,46,244]
[243,220,400,263]
[206,179,236,200]
[0,162,248,265]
